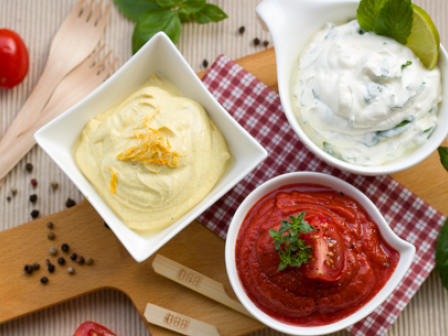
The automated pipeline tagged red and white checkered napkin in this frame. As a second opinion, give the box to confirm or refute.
[197,55,446,336]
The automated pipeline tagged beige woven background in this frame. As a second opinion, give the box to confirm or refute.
[0,0,447,335]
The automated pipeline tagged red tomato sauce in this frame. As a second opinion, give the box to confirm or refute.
[235,184,400,327]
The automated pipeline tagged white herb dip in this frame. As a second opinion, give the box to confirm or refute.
[292,20,442,166]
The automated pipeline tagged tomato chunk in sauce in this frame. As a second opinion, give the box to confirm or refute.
[235,184,400,326]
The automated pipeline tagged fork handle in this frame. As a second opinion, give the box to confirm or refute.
[1,61,68,147]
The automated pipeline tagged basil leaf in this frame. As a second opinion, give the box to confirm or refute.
[438,146,448,172]
[179,12,192,23]
[132,9,181,54]
[180,0,206,14]
[374,0,413,45]
[193,4,228,24]
[436,219,448,290]
[113,0,161,21]
[357,0,387,32]
[156,0,180,8]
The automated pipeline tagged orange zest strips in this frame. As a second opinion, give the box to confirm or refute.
[116,126,181,168]
[105,167,117,194]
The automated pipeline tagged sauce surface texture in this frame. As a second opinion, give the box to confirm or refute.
[235,184,400,326]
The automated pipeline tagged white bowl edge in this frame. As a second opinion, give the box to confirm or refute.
[257,0,448,176]
[225,172,415,335]
[35,32,267,262]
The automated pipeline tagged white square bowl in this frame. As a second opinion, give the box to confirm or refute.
[35,32,267,262]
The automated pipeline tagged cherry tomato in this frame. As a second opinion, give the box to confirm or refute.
[73,321,117,336]
[0,28,29,89]
[302,215,344,281]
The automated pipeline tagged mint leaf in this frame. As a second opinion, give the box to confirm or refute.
[374,0,413,45]
[193,4,228,24]
[436,219,448,291]
[357,0,387,32]
[132,9,181,54]
[113,0,160,21]
[438,146,448,172]
[181,0,206,14]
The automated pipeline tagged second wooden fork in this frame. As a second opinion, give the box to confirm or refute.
[0,46,118,184]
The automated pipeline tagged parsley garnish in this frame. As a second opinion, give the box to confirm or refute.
[357,0,414,45]
[269,213,315,271]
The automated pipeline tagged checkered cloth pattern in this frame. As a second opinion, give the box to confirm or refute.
[197,55,447,336]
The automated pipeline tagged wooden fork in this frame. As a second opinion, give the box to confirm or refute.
[0,46,118,184]
[0,0,110,147]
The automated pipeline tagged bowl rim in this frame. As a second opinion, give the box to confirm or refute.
[35,32,267,262]
[257,0,448,176]
[225,172,416,335]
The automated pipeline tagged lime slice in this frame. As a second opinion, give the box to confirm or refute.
[406,4,440,70]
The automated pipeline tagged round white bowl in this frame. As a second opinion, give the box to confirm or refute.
[256,0,448,176]
[225,172,415,335]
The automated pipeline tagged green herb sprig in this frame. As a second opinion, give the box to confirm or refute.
[436,219,448,291]
[438,146,448,172]
[269,212,314,271]
[113,0,228,54]
[357,0,413,45]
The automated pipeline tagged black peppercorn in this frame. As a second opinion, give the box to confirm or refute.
[6,196,11,203]
[24,264,33,274]
[61,243,69,252]
[263,40,269,47]
[339,192,344,196]
[31,178,38,188]
[104,222,110,229]
[45,259,51,266]
[76,255,85,264]
[50,181,59,190]
[25,163,33,173]
[11,188,18,196]
[253,38,260,46]
[65,198,76,208]
[29,194,38,203]
[202,59,208,67]
[58,257,65,265]
[48,264,55,273]
[47,221,54,229]
[70,253,77,261]
[40,276,48,284]
[32,262,40,271]
[31,210,40,218]
[350,244,355,249]
[238,26,245,34]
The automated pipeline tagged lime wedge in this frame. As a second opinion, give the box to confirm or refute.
[406,4,440,70]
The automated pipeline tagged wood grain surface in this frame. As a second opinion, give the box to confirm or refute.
[0,48,447,336]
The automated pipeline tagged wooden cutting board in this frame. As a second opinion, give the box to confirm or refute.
[0,49,447,336]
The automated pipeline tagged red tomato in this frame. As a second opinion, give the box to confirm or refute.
[73,321,117,336]
[302,215,344,281]
[0,29,29,89]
